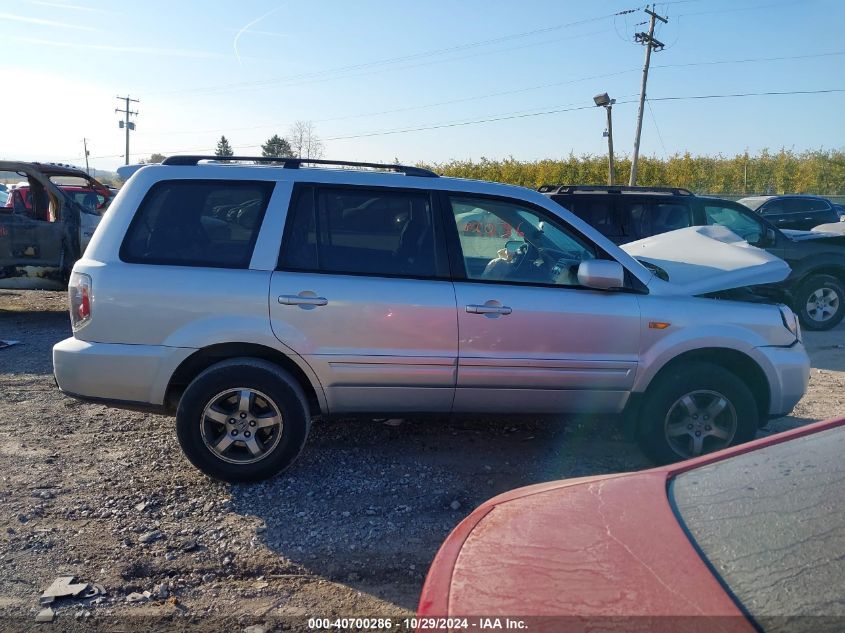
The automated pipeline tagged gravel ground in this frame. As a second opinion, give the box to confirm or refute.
[0,290,843,632]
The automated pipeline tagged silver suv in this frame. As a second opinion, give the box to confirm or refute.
[53,157,810,482]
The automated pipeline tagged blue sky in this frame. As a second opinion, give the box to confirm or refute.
[2,0,844,171]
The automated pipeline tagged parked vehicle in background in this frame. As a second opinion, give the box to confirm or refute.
[541,185,845,330]
[834,202,845,219]
[0,161,105,289]
[737,194,839,230]
[53,156,809,482]
[418,416,845,631]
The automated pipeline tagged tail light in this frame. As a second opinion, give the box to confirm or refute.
[69,272,92,330]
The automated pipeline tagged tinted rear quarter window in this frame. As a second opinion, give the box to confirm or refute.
[671,425,845,632]
[568,198,623,239]
[279,185,438,277]
[617,200,691,239]
[121,180,274,268]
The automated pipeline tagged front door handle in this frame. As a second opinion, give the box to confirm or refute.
[279,293,328,307]
[466,304,512,315]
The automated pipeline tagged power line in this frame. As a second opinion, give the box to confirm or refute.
[145,8,638,97]
[155,27,617,99]
[154,48,845,139]
[326,88,845,141]
[646,100,669,159]
[648,88,845,102]
[60,88,845,162]
[156,68,640,136]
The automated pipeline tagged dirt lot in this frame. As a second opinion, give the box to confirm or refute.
[1,290,843,631]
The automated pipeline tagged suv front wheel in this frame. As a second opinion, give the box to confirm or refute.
[637,362,757,464]
[794,274,844,331]
[176,358,311,482]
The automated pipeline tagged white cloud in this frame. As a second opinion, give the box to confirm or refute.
[12,37,232,59]
[23,0,103,12]
[0,11,96,30]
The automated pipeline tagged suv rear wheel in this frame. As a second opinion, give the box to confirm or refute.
[637,362,757,464]
[794,274,844,331]
[176,358,310,482]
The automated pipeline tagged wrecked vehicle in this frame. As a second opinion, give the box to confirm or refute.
[418,416,845,627]
[0,161,108,289]
[54,156,809,482]
[541,186,845,330]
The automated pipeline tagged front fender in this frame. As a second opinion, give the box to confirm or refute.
[633,324,770,395]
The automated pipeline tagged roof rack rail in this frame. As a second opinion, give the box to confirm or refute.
[538,184,694,196]
[161,155,439,178]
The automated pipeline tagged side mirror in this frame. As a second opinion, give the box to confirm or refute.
[765,227,777,244]
[754,227,777,247]
[577,259,625,290]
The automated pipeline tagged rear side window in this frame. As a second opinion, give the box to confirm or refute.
[120,180,274,268]
[623,201,691,239]
[568,199,623,239]
[279,185,437,277]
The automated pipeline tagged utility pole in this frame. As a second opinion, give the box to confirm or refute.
[115,96,139,165]
[629,5,667,186]
[83,138,90,174]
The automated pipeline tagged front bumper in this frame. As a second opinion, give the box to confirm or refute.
[754,341,810,418]
[53,337,193,407]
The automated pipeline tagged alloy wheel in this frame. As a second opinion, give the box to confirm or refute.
[664,389,737,458]
[805,287,840,323]
[200,388,283,464]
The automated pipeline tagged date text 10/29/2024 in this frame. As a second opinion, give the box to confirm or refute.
[308,617,528,630]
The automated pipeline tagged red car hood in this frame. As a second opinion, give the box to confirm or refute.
[448,473,746,625]
[419,419,845,631]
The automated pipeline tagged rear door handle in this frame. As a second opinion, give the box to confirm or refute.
[279,294,328,307]
[466,304,512,315]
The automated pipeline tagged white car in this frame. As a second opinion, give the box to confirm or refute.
[53,156,809,482]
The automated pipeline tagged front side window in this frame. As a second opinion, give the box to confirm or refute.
[279,186,437,277]
[704,204,764,244]
[120,180,273,268]
[450,196,595,286]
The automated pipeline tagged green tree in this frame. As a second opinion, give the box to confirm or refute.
[215,135,234,157]
[261,134,293,159]
[140,153,166,164]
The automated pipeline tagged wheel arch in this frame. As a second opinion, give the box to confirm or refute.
[165,342,325,417]
[630,347,770,438]
[797,265,845,285]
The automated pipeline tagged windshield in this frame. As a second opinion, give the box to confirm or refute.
[737,197,770,211]
[670,424,845,631]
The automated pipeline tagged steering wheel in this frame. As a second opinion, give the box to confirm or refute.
[508,240,539,280]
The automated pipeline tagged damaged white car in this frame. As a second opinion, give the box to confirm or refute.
[621,224,791,297]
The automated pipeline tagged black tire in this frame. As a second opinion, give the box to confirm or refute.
[176,358,311,483]
[793,274,844,331]
[637,361,758,465]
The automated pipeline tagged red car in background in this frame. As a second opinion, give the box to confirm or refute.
[418,417,845,632]
[4,163,113,217]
